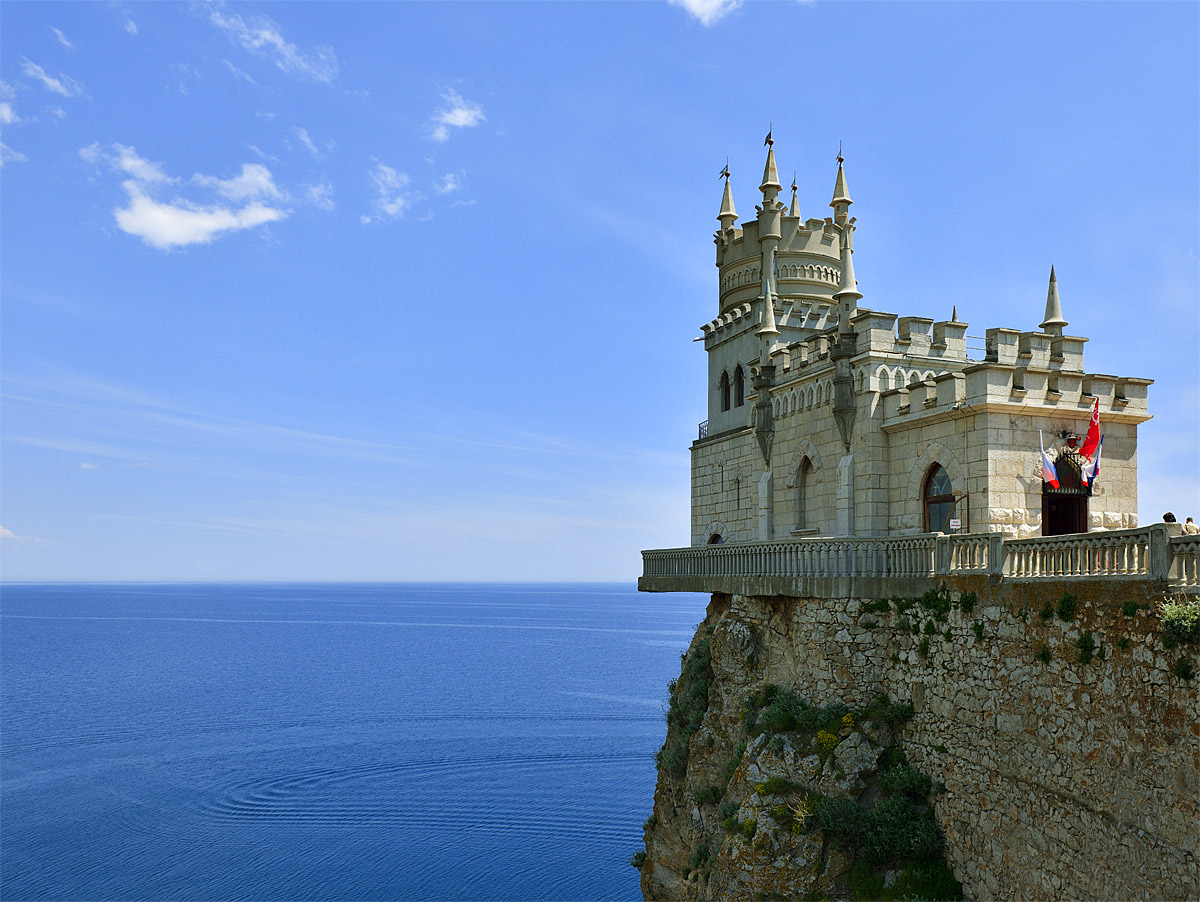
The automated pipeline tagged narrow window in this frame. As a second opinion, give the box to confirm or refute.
[734,366,745,407]
[924,464,955,533]
[720,371,731,412]
[797,457,815,530]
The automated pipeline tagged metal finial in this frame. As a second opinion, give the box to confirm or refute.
[837,140,843,164]
[718,157,730,180]
[791,171,797,192]
[765,124,773,146]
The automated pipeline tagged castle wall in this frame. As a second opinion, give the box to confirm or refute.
[680,581,1199,900]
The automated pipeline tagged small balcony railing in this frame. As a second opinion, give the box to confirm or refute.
[698,419,709,440]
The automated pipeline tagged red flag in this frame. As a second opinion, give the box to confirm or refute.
[1080,398,1100,460]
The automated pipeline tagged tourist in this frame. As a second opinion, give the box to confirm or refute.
[1163,512,1177,523]
[1185,517,1199,535]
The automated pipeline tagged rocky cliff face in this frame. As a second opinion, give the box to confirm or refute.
[638,593,960,901]
[637,583,1199,901]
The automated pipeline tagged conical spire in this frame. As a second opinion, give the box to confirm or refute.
[789,173,800,219]
[1040,265,1068,333]
[717,167,737,230]
[760,132,782,198]
[830,151,852,207]
[757,247,781,341]
[834,228,863,304]
[952,305,959,323]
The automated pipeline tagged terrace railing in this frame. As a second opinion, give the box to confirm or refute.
[641,524,1197,594]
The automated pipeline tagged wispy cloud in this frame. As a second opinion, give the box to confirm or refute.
[50,27,75,50]
[0,525,50,544]
[206,7,338,83]
[79,462,97,470]
[306,180,335,210]
[126,18,138,36]
[293,126,320,157]
[668,0,743,26]
[0,102,20,125]
[362,162,411,222]
[434,171,463,194]
[1,142,28,167]
[220,58,259,86]
[194,163,285,203]
[430,89,483,142]
[79,143,289,249]
[20,58,85,97]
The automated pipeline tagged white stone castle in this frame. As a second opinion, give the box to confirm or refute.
[692,136,1152,547]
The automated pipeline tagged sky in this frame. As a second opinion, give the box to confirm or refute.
[1,1,1197,581]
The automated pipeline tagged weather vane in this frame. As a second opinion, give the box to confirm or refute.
[718,157,730,180]
[764,124,773,146]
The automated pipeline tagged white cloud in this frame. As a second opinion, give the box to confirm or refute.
[206,8,338,83]
[79,143,289,249]
[194,163,285,202]
[306,180,335,210]
[20,58,85,97]
[220,58,259,86]
[1,142,28,167]
[0,524,49,544]
[80,462,97,470]
[125,19,138,36]
[51,27,75,49]
[435,171,462,194]
[668,0,743,26]
[431,89,484,142]
[363,163,411,221]
[294,126,320,157]
[0,102,19,125]
[50,106,66,121]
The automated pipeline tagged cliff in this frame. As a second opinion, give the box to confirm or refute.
[637,581,1199,901]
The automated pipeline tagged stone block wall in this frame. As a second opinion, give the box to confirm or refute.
[709,579,1198,900]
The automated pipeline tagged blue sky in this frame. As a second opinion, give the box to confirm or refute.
[2,1,1197,581]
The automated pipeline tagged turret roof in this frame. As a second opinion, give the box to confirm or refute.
[1040,265,1068,331]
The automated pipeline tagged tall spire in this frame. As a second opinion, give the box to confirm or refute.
[760,128,782,201]
[830,144,852,224]
[1040,265,1068,334]
[757,247,781,343]
[717,162,737,231]
[789,172,800,219]
[834,225,862,335]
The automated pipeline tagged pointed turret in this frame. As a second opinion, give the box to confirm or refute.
[717,169,738,232]
[834,225,862,335]
[760,133,782,203]
[757,247,781,344]
[952,305,959,323]
[789,173,800,219]
[830,148,852,224]
[1040,265,1068,334]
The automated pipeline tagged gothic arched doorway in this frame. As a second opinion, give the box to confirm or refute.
[1043,452,1090,535]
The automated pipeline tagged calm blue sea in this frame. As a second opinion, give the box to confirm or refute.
[0,583,707,901]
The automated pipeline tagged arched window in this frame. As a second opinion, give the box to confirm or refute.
[707,533,723,545]
[797,457,816,530]
[720,371,731,412]
[734,366,745,407]
[924,464,956,533]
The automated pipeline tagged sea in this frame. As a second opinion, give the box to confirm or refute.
[0,583,708,901]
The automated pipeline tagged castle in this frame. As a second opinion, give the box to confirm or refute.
[693,137,1151,547]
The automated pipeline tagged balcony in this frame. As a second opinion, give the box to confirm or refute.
[640,525,1199,598]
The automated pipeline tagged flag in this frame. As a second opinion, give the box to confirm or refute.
[1080,398,1100,460]
[1040,431,1059,489]
[1084,435,1104,486]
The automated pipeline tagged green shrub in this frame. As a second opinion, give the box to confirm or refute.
[886,858,964,900]
[693,784,723,805]
[1018,608,1029,622]
[1121,600,1140,618]
[924,620,937,636]
[812,797,870,839]
[861,620,878,630]
[861,598,892,615]
[1075,630,1096,664]
[918,637,931,658]
[1116,637,1129,649]
[722,816,739,834]
[958,591,977,615]
[1160,595,1200,646]
[1056,593,1078,622]
[629,850,646,869]
[972,621,984,640]
[656,636,713,776]
[943,627,953,641]
[911,621,921,635]
[757,775,806,796]
[1039,600,1054,621]
[1171,657,1195,681]
[718,800,737,820]
[863,797,942,863]
[1035,645,1052,664]
[919,583,953,621]
[742,818,757,840]
[863,695,915,730]
[689,841,710,870]
[879,763,933,800]
[643,813,657,831]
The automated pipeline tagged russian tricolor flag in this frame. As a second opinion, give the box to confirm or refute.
[1040,431,1059,489]
[1085,435,1104,487]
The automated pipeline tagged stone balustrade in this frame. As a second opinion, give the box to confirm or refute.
[640,524,1195,596]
